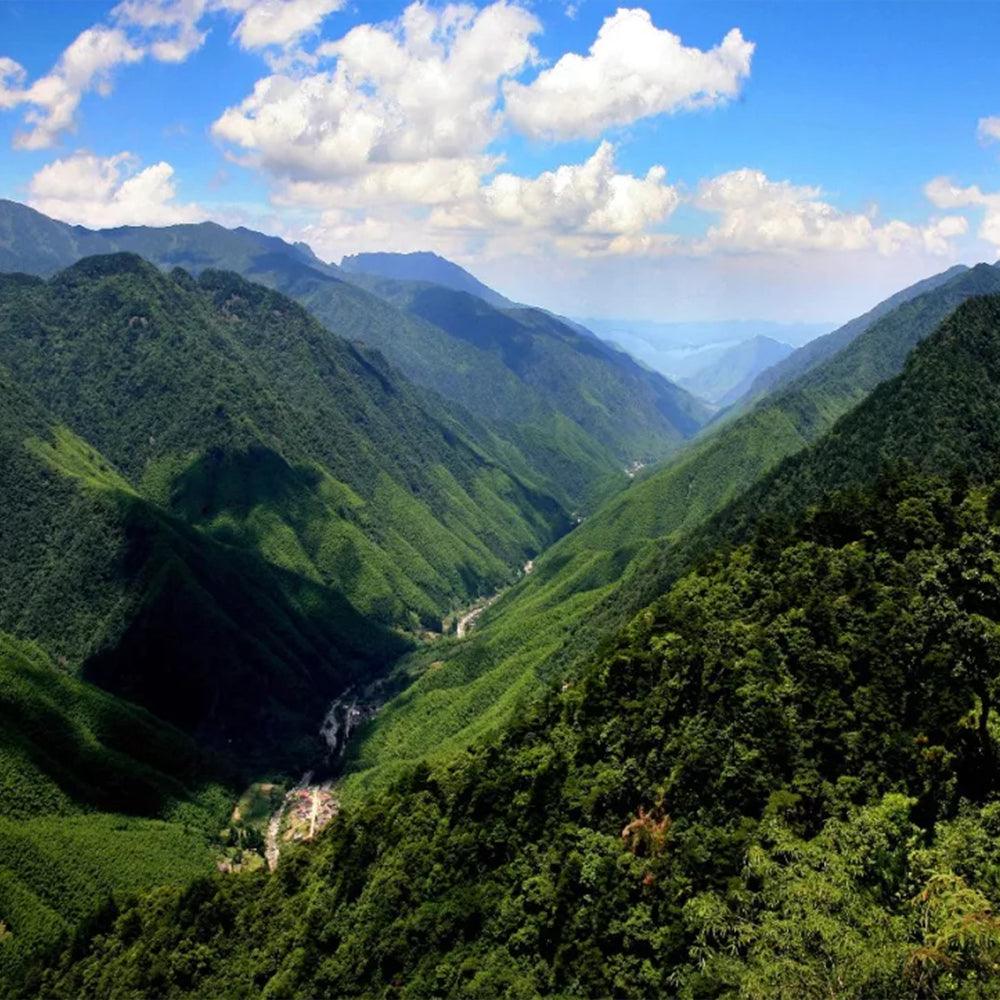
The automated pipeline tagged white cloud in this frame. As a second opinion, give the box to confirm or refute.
[2,27,143,149]
[431,141,679,256]
[925,175,1000,252]
[112,0,208,62]
[694,169,966,256]
[213,1,539,190]
[28,150,203,228]
[0,0,345,149]
[978,116,1000,144]
[504,8,753,141]
[226,0,342,49]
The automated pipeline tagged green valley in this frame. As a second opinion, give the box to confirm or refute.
[35,285,1000,999]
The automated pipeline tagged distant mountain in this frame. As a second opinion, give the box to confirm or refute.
[341,250,512,308]
[0,198,339,279]
[578,316,828,379]
[345,275,710,469]
[0,201,711,510]
[731,263,969,409]
[677,334,793,405]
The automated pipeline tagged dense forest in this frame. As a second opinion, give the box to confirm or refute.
[31,471,1000,998]
[2,199,1000,999]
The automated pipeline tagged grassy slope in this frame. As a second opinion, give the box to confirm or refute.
[0,345,399,981]
[0,633,230,985]
[338,269,1000,799]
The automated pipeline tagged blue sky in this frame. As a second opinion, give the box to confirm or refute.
[1,0,999,323]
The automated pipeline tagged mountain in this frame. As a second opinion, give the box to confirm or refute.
[0,359,365,979]
[578,317,827,379]
[323,261,1000,801]
[340,250,513,308]
[0,199,339,280]
[0,256,566,628]
[0,200,710,511]
[676,334,793,405]
[0,252,585,975]
[731,263,969,409]
[0,340,401,763]
[342,274,710,466]
[37,291,1000,1000]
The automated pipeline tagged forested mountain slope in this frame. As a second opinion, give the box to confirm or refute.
[346,274,710,464]
[0,351,400,762]
[0,200,709,511]
[36,291,1000,1000]
[332,268,1000,798]
[0,256,565,629]
[0,363,375,980]
[731,262,968,408]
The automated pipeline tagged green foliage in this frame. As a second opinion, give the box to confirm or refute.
[344,282,1000,799]
[0,199,707,513]
[0,258,567,628]
[37,471,1000,998]
[0,633,230,986]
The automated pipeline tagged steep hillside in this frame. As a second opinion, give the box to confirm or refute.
[0,366,375,979]
[0,356,401,761]
[0,257,566,628]
[341,250,512,307]
[732,262,968,409]
[331,268,1000,798]
[36,297,1000,996]
[347,276,710,464]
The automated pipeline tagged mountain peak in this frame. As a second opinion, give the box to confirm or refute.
[340,250,513,308]
[55,252,160,282]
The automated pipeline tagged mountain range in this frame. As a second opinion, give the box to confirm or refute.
[28,260,1000,1000]
[3,199,1000,998]
[0,199,710,511]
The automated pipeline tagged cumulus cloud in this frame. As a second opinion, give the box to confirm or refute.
[28,150,203,228]
[925,175,1000,251]
[504,8,753,141]
[213,1,539,190]
[0,0,344,148]
[1,28,143,149]
[431,141,679,256]
[227,0,342,49]
[694,169,966,256]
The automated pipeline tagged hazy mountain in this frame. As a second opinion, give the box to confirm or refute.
[677,334,794,405]
[730,262,969,410]
[577,316,828,380]
[341,250,513,308]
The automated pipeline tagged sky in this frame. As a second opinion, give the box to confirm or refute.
[1,0,999,324]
